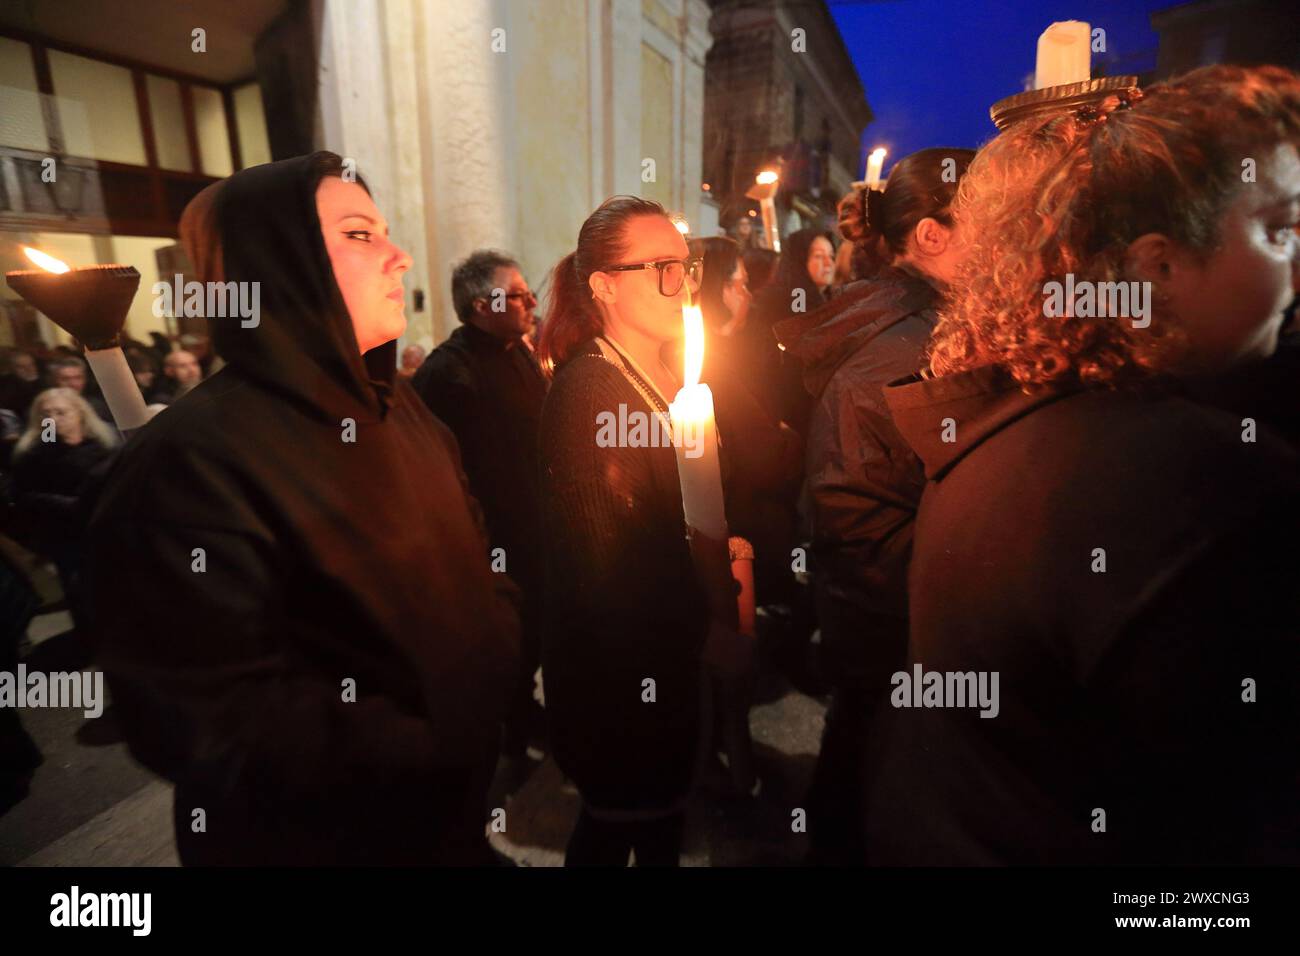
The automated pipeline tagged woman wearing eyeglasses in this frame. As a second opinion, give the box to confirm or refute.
[537,195,733,865]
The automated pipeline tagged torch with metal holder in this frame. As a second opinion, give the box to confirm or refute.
[746,170,782,254]
[989,20,1139,132]
[5,248,151,432]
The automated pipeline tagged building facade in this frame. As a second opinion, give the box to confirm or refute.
[1,0,714,352]
[701,0,871,240]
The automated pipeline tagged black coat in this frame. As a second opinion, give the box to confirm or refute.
[539,341,708,816]
[85,154,520,865]
[777,268,938,684]
[9,437,113,561]
[744,228,833,433]
[412,323,548,595]
[867,365,1300,864]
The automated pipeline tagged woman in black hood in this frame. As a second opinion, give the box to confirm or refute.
[85,152,519,865]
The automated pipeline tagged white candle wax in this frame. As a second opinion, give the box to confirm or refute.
[670,303,727,540]
[1036,21,1091,90]
[865,148,886,190]
[84,347,151,430]
[669,382,726,540]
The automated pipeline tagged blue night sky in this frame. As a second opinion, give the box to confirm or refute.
[828,0,1174,178]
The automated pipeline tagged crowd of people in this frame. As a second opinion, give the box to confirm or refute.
[1,62,1297,866]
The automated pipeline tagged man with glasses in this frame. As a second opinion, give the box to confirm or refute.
[413,250,549,782]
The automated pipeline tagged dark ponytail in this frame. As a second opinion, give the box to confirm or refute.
[838,147,976,278]
[538,195,668,373]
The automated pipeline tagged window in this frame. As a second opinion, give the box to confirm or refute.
[192,85,232,177]
[146,75,191,171]
[47,49,146,165]
[0,37,47,152]
[233,82,271,168]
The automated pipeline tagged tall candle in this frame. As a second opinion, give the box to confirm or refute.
[6,248,151,431]
[865,148,886,190]
[1035,21,1091,90]
[669,304,727,540]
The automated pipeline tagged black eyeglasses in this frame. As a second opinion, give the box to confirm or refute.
[602,257,703,296]
[480,290,537,307]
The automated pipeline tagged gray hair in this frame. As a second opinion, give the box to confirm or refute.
[13,387,118,457]
[451,249,519,323]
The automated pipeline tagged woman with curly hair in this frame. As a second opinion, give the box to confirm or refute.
[867,65,1300,865]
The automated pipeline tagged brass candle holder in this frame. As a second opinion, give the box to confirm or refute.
[990,75,1140,131]
[6,252,150,430]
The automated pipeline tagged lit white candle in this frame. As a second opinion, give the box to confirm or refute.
[1035,21,1091,90]
[865,147,887,190]
[10,247,151,431]
[669,304,727,540]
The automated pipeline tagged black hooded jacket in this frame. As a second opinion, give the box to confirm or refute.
[85,154,520,865]
[865,365,1300,864]
[775,267,938,684]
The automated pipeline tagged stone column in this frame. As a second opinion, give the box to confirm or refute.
[681,0,713,230]
[414,0,518,342]
[313,0,437,349]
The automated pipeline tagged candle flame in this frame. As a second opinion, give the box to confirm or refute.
[23,247,71,274]
[682,303,704,388]
[755,170,779,185]
[869,147,886,161]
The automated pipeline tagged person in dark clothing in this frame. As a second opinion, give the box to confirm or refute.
[412,249,548,765]
[9,387,117,627]
[537,196,745,865]
[0,348,42,425]
[147,349,204,405]
[742,247,778,297]
[866,65,1300,864]
[84,152,519,866]
[0,547,42,813]
[690,237,802,603]
[0,350,42,468]
[773,149,974,864]
[744,227,835,434]
[687,236,802,796]
[46,355,112,427]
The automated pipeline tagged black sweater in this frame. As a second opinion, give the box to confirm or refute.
[539,342,708,815]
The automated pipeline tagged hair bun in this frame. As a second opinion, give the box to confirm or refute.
[837,185,876,244]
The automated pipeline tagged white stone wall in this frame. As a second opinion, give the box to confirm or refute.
[314,0,711,348]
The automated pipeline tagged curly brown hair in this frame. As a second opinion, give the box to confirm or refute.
[927,64,1300,389]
